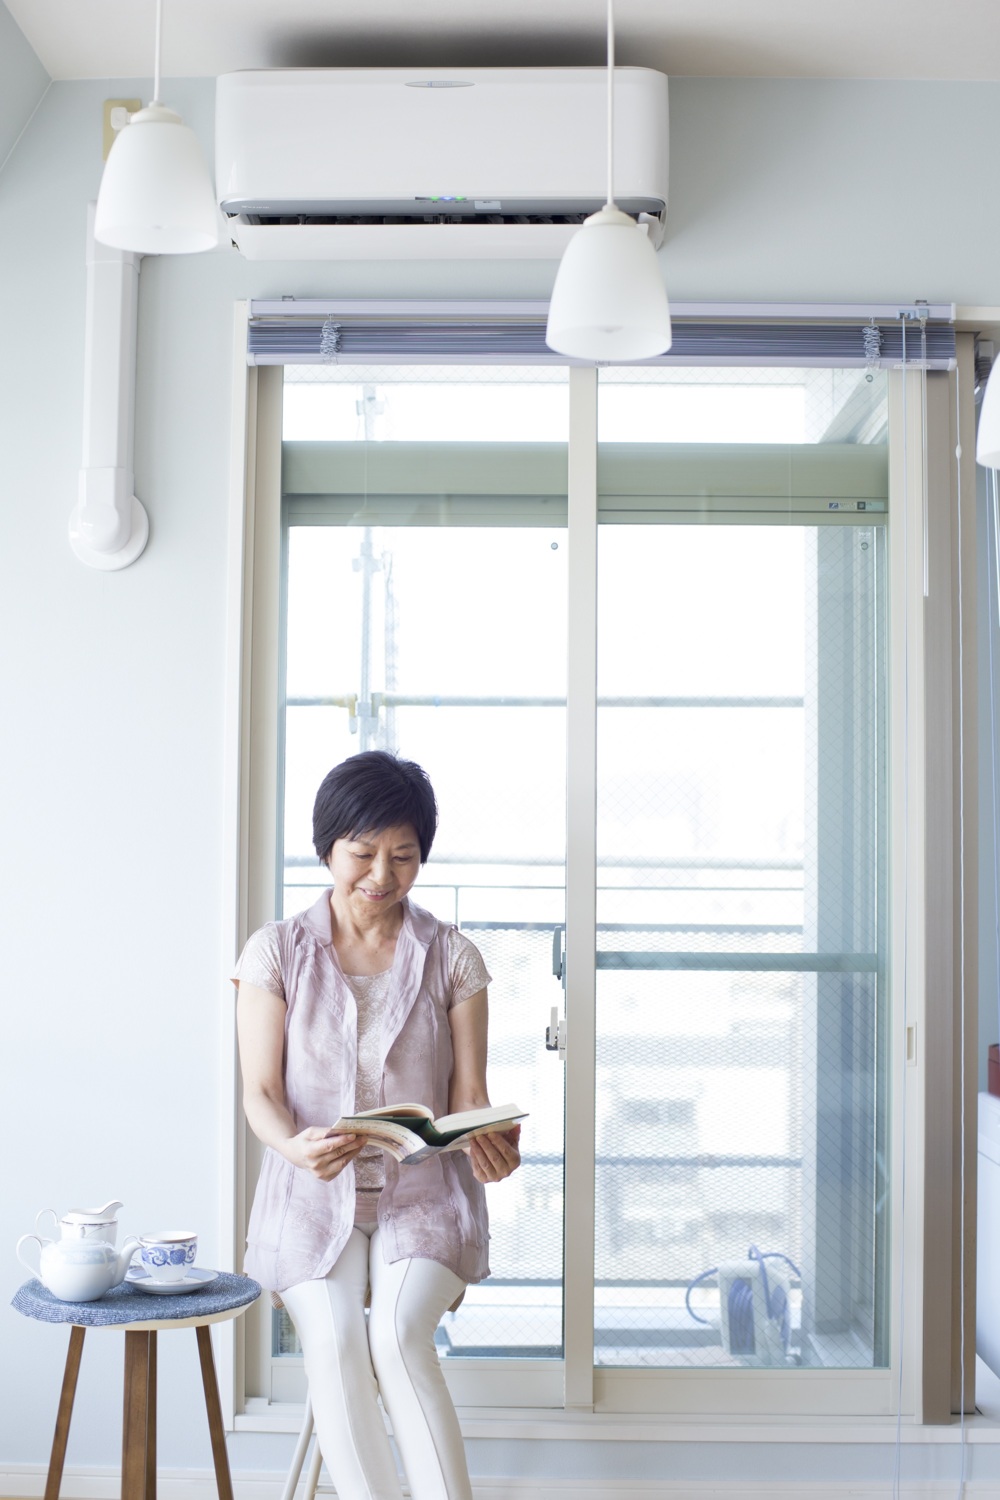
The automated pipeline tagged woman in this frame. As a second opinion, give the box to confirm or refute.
[234,751,520,1500]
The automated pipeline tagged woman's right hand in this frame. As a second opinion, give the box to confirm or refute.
[284,1128,364,1181]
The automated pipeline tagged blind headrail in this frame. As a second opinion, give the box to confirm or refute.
[247,299,956,369]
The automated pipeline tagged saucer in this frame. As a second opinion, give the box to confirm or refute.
[126,1266,219,1296]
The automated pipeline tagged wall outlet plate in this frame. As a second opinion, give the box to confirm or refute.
[103,99,142,160]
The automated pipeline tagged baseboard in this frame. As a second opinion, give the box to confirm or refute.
[1,1470,998,1500]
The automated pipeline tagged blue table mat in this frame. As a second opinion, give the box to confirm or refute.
[12,1272,261,1326]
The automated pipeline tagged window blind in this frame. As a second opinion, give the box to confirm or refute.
[247,299,956,368]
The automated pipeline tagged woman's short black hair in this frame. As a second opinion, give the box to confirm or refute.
[312,751,438,865]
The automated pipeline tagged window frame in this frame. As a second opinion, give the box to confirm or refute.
[222,314,979,1432]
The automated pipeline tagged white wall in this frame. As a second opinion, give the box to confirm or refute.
[0,1,47,170]
[667,77,1000,304]
[4,19,1000,1486]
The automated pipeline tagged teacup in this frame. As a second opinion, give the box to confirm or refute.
[137,1230,198,1283]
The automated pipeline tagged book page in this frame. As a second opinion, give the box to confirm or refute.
[432,1102,525,1136]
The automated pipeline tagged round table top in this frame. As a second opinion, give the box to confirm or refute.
[12,1272,261,1330]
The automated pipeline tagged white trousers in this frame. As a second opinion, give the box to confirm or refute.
[281,1227,472,1500]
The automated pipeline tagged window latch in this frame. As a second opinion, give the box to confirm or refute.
[545,1007,567,1060]
[552,925,566,988]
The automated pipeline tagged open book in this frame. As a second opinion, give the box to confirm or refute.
[329,1102,526,1165]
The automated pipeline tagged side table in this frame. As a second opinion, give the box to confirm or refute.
[12,1273,261,1500]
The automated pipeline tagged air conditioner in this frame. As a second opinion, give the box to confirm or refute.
[215,68,668,261]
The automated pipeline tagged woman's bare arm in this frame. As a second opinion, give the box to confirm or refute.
[236,980,363,1181]
[448,988,521,1184]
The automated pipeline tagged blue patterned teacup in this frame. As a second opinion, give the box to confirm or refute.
[137,1230,198,1283]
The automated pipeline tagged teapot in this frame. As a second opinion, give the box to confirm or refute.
[17,1231,140,1303]
[35,1201,124,1245]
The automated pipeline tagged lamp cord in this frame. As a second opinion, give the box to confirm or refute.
[153,0,163,104]
[606,0,616,210]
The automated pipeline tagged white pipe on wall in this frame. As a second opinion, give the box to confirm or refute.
[69,204,149,569]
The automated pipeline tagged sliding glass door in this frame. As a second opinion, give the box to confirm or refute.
[251,358,894,1415]
[592,369,888,1387]
[275,366,570,1405]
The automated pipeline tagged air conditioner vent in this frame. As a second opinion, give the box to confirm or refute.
[240,211,600,229]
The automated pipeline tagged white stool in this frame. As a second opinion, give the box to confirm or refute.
[279,1397,332,1500]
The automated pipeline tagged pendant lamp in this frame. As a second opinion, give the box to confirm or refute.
[545,0,671,361]
[978,360,1000,468]
[94,0,217,254]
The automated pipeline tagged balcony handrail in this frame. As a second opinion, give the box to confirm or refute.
[284,855,806,871]
[287,691,805,710]
[517,1153,801,1169]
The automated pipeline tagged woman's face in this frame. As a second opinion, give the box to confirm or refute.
[327,823,422,916]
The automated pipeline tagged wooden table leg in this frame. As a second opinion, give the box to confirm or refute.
[196,1326,234,1500]
[122,1330,156,1500]
[146,1332,157,1500]
[44,1325,85,1500]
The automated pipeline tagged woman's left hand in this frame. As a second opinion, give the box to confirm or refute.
[467,1123,521,1184]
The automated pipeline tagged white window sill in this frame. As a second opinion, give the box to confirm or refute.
[234,1403,1000,1444]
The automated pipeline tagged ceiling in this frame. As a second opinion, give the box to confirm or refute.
[8,0,1000,83]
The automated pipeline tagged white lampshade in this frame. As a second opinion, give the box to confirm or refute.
[545,206,672,362]
[94,103,218,255]
[978,361,1000,468]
